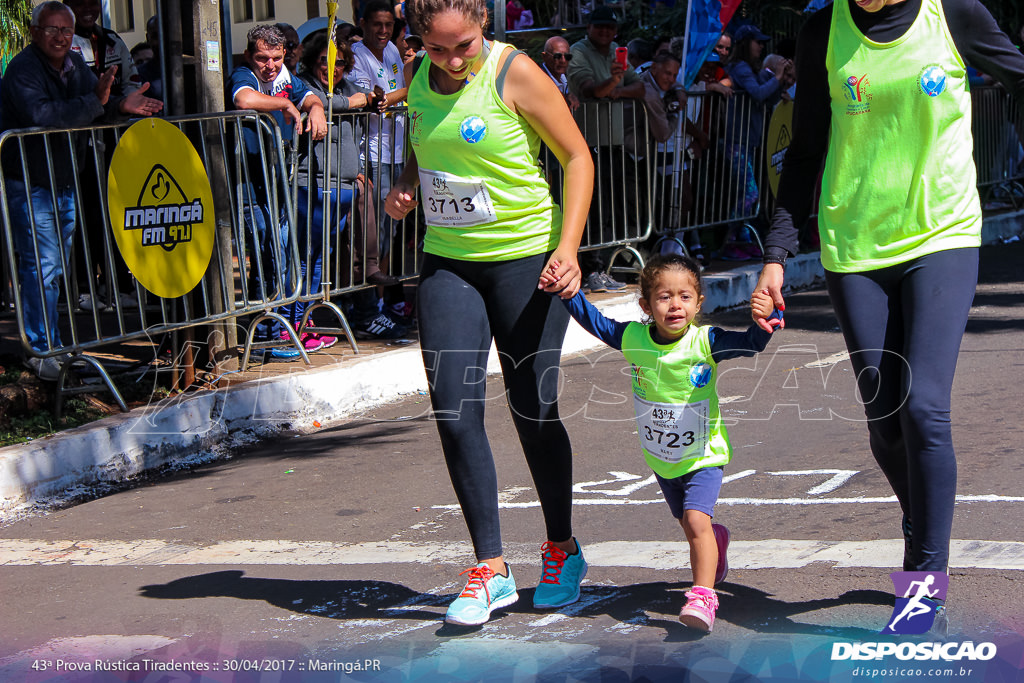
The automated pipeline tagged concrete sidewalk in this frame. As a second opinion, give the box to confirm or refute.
[2,211,1020,519]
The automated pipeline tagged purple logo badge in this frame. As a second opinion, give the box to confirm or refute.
[881,571,948,635]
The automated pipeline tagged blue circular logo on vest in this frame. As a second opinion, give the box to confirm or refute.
[460,116,487,143]
[920,66,947,97]
[690,363,712,389]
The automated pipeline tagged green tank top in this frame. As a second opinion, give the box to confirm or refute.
[621,323,731,479]
[820,0,981,273]
[408,42,562,261]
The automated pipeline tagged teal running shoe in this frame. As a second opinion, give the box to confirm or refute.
[444,563,519,626]
[533,539,587,609]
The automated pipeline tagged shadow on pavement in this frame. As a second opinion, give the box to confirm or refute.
[138,570,890,642]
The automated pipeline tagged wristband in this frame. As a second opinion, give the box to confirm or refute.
[763,255,787,267]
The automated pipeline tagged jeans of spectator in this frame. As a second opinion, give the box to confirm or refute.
[241,182,290,340]
[6,179,75,354]
[279,185,353,329]
[370,161,403,264]
[723,141,759,220]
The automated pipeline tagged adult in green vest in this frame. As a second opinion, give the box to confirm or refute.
[383,0,595,626]
[754,0,1024,633]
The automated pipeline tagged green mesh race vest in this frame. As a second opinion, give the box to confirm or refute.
[820,0,981,272]
[621,323,731,479]
[407,42,562,261]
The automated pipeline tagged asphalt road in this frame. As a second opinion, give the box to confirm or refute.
[1,244,1023,683]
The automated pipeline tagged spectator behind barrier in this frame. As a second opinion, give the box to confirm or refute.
[0,1,162,379]
[292,32,405,345]
[719,24,792,262]
[350,0,412,335]
[66,0,141,314]
[229,24,327,358]
[540,36,578,111]
[351,0,409,274]
[136,15,162,101]
[568,5,644,294]
[275,22,304,73]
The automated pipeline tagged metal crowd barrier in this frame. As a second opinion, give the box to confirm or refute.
[541,98,653,277]
[0,111,301,413]
[284,105,418,355]
[648,91,768,258]
[971,84,1024,210]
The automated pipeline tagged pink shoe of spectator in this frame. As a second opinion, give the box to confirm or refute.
[305,320,338,349]
[280,328,323,353]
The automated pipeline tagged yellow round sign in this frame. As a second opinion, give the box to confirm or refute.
[107,118,216,299]
[766,99,794,198]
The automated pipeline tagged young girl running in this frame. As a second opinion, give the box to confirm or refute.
[547,254,781,632]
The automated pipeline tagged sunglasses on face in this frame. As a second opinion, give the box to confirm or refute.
[547,52,572,61]
[285,41,298,50]
[320,56,345,67]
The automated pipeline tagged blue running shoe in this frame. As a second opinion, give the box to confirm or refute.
[445,563,519,626]
[533,540,587,609]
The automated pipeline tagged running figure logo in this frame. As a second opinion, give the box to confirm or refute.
[881,571,948,635]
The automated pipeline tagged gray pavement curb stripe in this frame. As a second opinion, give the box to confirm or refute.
[1,538,1022,569]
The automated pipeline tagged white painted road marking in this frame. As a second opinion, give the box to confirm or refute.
[433,493,1024,508]
[1,539,1022,569]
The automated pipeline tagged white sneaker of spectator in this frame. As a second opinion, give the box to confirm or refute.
[79,293,108,312]
[24,356,63,381]
[116,291,139,310]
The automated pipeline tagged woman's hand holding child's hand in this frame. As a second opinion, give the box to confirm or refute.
[752,289,784,330]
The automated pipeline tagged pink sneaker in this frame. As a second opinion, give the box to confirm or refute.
[712,523,730,585]
[280,328,323,353]
[305,320,338,349]
[679,586,719,632]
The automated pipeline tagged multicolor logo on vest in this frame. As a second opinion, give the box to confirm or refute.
[881,571,948,635]
[631,363,652,399]
[841,74,871,116]
[409,110,424,142]
[919,65,947,97]
[689,363,712,389]
[460,116,487,143]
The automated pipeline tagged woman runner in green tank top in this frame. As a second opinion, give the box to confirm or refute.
[752,0,1024,636]
[384,0,594,626]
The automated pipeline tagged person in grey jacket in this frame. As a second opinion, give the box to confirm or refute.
[282,31,400,349]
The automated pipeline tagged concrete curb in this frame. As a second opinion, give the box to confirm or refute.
[2,210,1020,517]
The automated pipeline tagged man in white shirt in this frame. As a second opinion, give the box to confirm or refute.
[350,0,408,267]
[540,36,579,111]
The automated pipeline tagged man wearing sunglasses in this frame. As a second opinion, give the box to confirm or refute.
[540,36,579,112]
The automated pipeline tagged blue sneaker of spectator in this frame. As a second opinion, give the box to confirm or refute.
[445,562,519,626]
[533,539,587,609]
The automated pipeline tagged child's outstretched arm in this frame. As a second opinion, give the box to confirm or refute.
[710,297,783,363]
[560,289,629,351]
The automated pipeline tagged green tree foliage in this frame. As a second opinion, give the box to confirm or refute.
[1,0,33,72]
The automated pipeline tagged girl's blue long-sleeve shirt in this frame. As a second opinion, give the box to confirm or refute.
[562,291,775,361]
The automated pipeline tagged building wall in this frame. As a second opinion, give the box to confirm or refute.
[33,0,354,69]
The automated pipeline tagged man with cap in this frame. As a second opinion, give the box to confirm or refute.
[568,6,644,293]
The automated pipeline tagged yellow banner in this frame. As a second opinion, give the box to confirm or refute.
[106,119,216,299]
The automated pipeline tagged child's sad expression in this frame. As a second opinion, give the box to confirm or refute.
[640,269,704,343]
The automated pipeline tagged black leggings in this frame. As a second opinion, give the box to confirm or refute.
[826,247,978,572]
[418,252,574,561]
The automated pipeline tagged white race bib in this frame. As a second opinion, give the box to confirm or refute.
[418,167,496,227]
[633,396,710,463]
